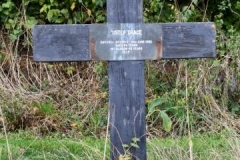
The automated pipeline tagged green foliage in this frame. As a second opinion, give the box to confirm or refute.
[1,100,24,130]
[160,111,172,132]
[0,0,240,138]
[122,137,140,150]
[147,98,172,132]
[65,66,75,75]
[36,100,57,115]
[146,87,190,134]
[0,0,106,41]
[0,0,38,40]
[84,108,108,136]
[144,0,174,22]
[144,0,240,31]
[144,0,240,136]
[121,137,141,159]
[93,62,108,92]
[30,0,106,24]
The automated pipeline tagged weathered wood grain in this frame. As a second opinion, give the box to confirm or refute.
[33,23,216,62]
[162,22,216,59]
[33,25,89,62]
[107,0,146,159]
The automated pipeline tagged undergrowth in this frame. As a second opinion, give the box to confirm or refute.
[0,0,239,140]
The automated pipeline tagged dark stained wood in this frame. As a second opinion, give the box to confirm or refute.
[33,25,90,62]
[107,0,146,159]
[33,22,216,62]
[162,22,216,59]
[109,61,146,159]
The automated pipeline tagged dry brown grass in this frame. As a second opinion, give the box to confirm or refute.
[0,20,240,138]
[0,29,109,136]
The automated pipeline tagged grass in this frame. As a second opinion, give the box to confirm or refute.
[0,131,108,160]
[0,131,239,160]
[148,132,237,160]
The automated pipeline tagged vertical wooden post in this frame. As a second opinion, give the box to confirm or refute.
[107,0,146,159]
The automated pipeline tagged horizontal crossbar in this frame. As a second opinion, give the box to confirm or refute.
[33,22,216,62]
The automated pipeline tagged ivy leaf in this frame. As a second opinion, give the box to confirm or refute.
[131,137,140,143]
[24,17,38,29]
[13,29,22,35]
[47,10,54,22]
[160,111,172,132]
[9,33,17,41]
[40,4,49,13]
[122,144,129,148]
[61,9,69,18]
[130,143,139,148]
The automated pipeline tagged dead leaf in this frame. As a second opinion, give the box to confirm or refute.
[70,2,75,11]
[87,9,91,16]
[119,155,131,160]
[70,122,77,128]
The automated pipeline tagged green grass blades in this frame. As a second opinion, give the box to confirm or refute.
[0,132,108,160]
[0,131,239,160]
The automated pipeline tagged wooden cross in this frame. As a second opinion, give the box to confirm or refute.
[33,0,216,159]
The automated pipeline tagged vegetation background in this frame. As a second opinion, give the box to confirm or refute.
[0,0,239,159]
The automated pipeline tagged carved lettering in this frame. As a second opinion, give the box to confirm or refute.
[110,30,142,36]
[128,30,142,35]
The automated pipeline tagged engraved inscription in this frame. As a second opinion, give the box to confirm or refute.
[110,30,142,35]
[101,40,153,54]
[89,23,162,60]
[98,39,154,56]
